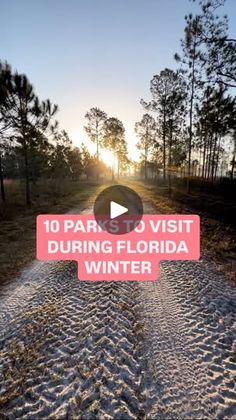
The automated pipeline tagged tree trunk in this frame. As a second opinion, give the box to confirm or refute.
[144,138,148,181]
[23,141,31,206]
[144,160,147,181]
[0,152,6,202]
[230,154,235,180]
[96,125,99,181]
[202,135,207,178]
[214,137,221,181]
[211,134,218,183]
[187,60,195,194]
[230,137,236,180]
[204,137,210,179]
[168,120,173,194]
[207,134,213,180]
[163,103,166,182]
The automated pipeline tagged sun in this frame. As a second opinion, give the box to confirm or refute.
[100,148,118,171]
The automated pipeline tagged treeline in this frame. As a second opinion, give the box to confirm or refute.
[0,64,129,206]
[0,63,102,206]
[84,107,129,179]
[136,0,236,191]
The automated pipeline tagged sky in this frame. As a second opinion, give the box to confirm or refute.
[1,0,236,160]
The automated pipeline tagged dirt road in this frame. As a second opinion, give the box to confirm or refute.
[0,191,235,419]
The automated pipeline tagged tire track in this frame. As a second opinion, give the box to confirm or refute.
[0,264,156,419]
[138,260,236,418]
[0,189,235,418]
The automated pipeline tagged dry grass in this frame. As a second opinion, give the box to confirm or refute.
[0,179,106,286]
[0,301,60,411]
[127,180,236,284]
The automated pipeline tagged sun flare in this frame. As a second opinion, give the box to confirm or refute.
[100,148,118,171]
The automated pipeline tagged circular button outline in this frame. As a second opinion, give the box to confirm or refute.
[93,185,143,235]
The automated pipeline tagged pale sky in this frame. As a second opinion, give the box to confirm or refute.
[1,0,236,160]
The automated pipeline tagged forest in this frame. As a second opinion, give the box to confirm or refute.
[0,0,235,212]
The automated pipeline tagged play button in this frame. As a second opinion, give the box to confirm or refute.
[94,185,143,234]
[110,201,128,219]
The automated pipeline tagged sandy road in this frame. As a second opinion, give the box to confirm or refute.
[0,192,235,419]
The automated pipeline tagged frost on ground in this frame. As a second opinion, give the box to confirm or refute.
[0,200,235,418]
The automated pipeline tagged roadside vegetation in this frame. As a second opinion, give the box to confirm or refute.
[136,0,236,192]
[0,180,106,286]
[132,0,236,280]
[127,179,236,283]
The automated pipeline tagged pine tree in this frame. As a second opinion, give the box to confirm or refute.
[102,117,126,180]
[175,14,203,192]
[135,114,156,181]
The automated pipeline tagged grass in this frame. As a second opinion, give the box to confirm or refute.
[126,179,236,283]
[0,178,106,287]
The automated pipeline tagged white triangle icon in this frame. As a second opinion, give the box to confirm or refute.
[110,201,128,219]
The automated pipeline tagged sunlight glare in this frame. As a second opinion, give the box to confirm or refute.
[100,148,118,171]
